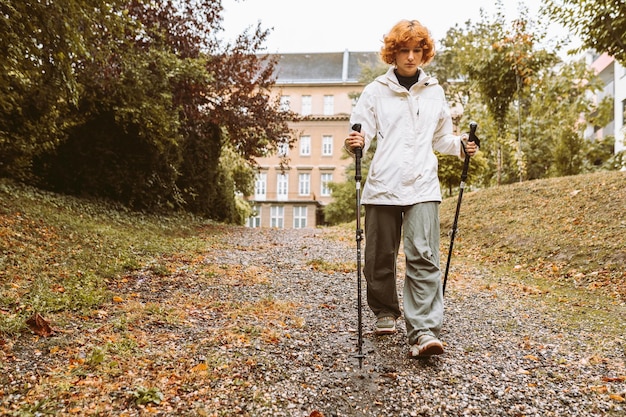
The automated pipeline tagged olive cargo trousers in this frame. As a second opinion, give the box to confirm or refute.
[363,203,444,345]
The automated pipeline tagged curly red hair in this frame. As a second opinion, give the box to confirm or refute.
[380,20,435,66]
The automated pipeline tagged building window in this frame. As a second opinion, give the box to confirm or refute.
[247,206,261,228]
[255,172,267,200]
[278,141,289,157]
[270,206,284,228]
[280,95,290,112]
[322,135,333,156]
[301,95,312,116]
[298,173,310,196]
[293,206,307,229]
[277,173,288,201]
[323,95,334,115]
[300,135,311,156]
[321,173,333,196]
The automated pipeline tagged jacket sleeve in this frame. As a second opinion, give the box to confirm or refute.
[432,99,462,158]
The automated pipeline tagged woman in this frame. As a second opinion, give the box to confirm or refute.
[344,19,478,358]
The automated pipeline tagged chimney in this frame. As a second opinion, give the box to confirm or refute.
[342,49,349,82]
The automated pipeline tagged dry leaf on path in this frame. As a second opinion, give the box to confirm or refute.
[26,312,54,337]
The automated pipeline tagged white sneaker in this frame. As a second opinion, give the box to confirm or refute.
[374,316,397,335]
[410,334,444,358]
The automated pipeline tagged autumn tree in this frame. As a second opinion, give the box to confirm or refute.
[433,0,620,186]
[2,0,295,222]
[543,0,626,65]
[437,3,557,185]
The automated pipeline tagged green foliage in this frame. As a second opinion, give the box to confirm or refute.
[133,386,164,405]
[0,0,131,180]
[0,0,293,222]
[438,151,488,197]
[432,2,619,186]
[324,180,358,225]
[543,0,626,65]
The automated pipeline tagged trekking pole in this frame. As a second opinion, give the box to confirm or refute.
[443,122,480,295]
[352,123,365,368]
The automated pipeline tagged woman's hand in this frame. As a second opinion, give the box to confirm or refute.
[345,131,364,151]
[461,134,479,157]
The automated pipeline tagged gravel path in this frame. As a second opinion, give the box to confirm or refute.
[204,226,625,417]
[2,226,624,416]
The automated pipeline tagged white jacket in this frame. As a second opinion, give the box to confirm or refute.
[350,66,462,206]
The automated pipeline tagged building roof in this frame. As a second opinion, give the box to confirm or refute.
[271,50,382,85]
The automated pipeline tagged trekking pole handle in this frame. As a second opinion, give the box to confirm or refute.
[352,123,362,181]
[460,122,478,182]
[468,121,479,147]
[352,123,362,157]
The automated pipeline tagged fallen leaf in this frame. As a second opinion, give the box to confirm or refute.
[191,363,208,372]
[309,411,324,417]
[609,394,625,402]
[26,312,54,337]
[590,385,608,393]
[602,376,626,383]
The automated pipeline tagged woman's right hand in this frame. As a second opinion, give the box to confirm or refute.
[345,131,364,150]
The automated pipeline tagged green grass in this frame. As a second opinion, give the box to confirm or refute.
[0,178,221,334]
[439,170,626,338]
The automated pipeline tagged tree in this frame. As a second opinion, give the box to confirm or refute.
[432,1,620,185]
[0,0,132,180]
[323,146,374,225]
[445,7,556,184]
[3,0,296,222]
[543,0,626,65]
[519,58,610,179]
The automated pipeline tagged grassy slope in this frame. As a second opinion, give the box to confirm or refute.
[0,170,624,335]
[0,180,222,333]
[440,170,625,299]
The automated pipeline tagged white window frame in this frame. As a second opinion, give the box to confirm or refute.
[351,97,358,112]
[301,95,312,116]
[278,141,289,157]
[270,205,284,228]
[300,135,311,156]
[321,173,333,197]
[254,172,267,200]
[277,173,288,201]
[247,205,261,228]
[298,173,310,196]
[293,206,307,229]
[280,95,290,112]
[323,95,334,115]
[322,135,333,156]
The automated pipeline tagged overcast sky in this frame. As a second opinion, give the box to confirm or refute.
[220,0,577,55]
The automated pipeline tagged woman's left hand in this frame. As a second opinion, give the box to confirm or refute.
[461,134,479,157]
